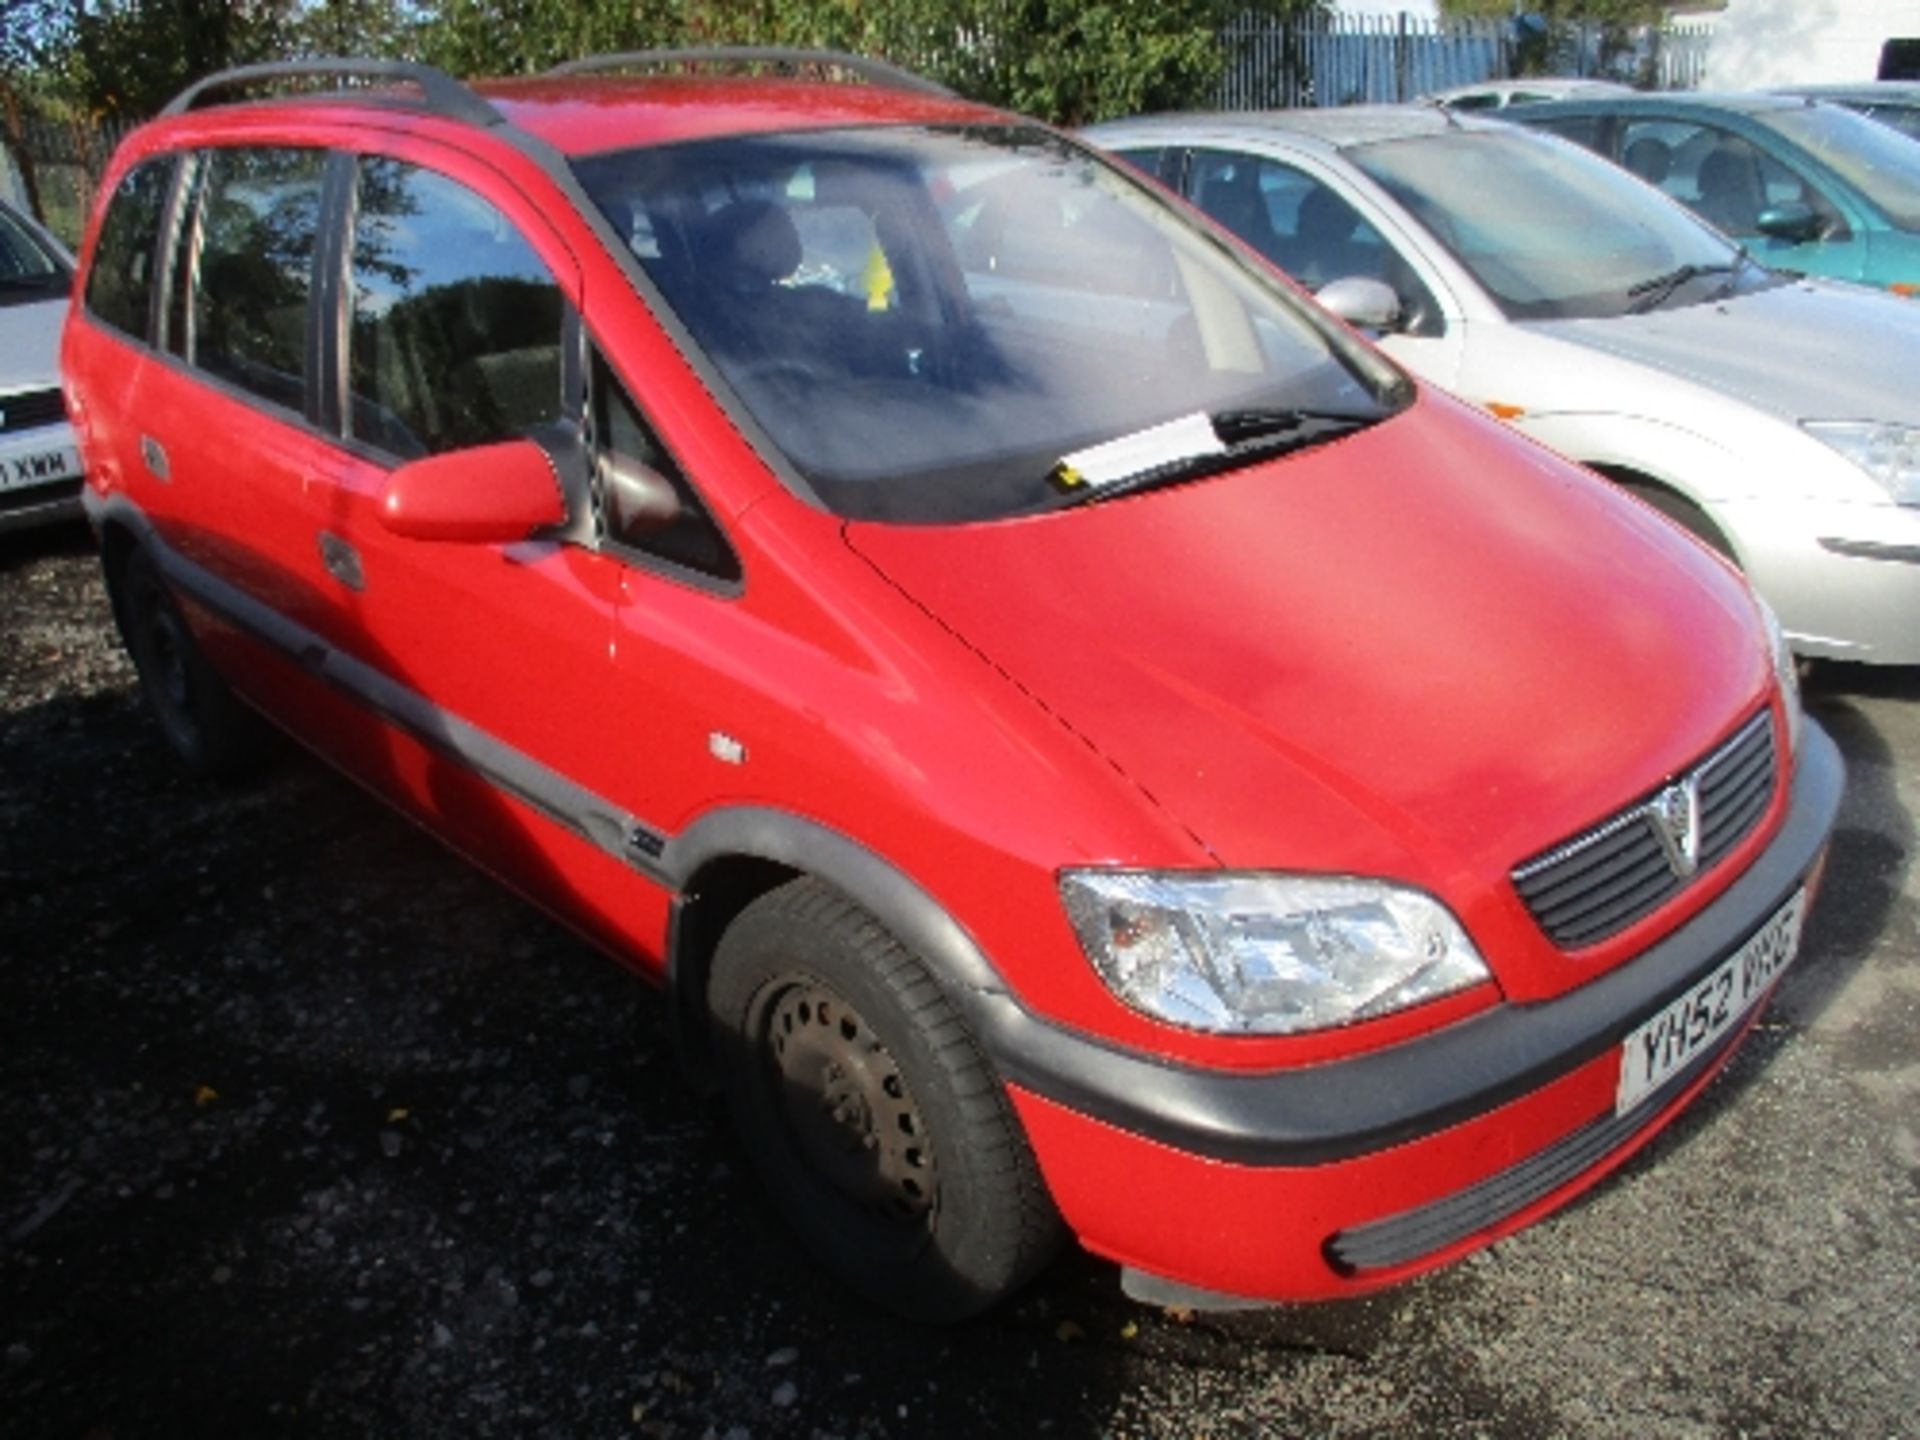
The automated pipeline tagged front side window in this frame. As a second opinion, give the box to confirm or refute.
[185,147,326,411]
[1618,119,1842,241]
[1351,128,1784,321]
[575,126,1404,524]
[1187,149,1444,336]
[348,158,565,459]
[84,158,171,336]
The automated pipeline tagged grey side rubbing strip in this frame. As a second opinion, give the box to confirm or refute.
[108,503,673,882]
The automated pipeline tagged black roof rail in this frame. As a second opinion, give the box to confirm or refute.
[160,58,506,127]
[548,46,956,99]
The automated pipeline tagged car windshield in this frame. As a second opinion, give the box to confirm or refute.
[1349,127,1781,321]
[0,204,68,302]
[574,125,1405,523]
[1759,103,1920,230]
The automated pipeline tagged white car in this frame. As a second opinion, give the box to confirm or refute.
[1087,107,1920,664]
[1421,77,1632,110]
[1,196,83,534]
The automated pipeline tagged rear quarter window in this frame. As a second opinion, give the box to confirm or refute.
[85,157,173,339]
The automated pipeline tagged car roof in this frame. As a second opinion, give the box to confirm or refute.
[1426,77,1630,101]
[1509,91,1820,118]
[142,69,1006,159]
[476,74,1004,154]
[1773,81,1920,106]
[1088,103,1512,152]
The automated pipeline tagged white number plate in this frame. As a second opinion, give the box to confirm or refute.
[1615,888,1805,1116]
[1,445,78,491]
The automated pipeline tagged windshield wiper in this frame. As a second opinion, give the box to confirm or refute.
[1626,262,1738,314]
[1055,408,1377,509]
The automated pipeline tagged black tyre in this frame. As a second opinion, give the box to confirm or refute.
[708,877,1062,1322]
[118,547,266,778]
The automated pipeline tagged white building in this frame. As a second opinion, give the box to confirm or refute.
[1705,0,1920,87]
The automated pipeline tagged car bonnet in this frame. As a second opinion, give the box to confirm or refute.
[843,390,1772,993]
[1527,278,1920,426]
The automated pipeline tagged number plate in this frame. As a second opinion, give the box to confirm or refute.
[1,445,78,491]
[1615,888,1805,1115]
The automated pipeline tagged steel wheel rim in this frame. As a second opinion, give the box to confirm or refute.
[760,978,937,1229]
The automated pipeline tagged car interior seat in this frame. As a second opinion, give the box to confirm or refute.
[1624,136,1672,186]
[1695,145,1764,235]
[1195,162,1285,265]
[1288,185,1369,288]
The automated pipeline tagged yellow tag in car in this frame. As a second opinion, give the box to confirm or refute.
[862,242,895,312]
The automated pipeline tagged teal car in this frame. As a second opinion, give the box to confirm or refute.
[1509,93,1920,294]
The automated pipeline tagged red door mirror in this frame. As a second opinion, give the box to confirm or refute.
[377,439,566,544]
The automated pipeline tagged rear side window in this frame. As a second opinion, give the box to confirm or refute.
[85,157,172,339]
[347,158,564,459]
[186,147,327,412]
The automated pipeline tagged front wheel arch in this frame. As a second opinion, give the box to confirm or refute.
[1586,463,1741,564]
[662,810,1016,1088]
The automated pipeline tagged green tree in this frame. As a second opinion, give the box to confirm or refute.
[62,0,300,118]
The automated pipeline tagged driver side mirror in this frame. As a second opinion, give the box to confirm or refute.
[378,438,567,544]
[1756,202,1825,243]
[1314,275,1405,334]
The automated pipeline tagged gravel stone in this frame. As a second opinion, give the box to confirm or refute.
[4,525,1917,1440]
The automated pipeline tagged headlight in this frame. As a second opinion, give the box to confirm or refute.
[1756,596,1803,756]
[1059,871,1490,1035]
[1802,421,1920,505]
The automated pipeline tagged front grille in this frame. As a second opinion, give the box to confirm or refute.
[1512,710,1776,951]
[1325,1017,1745,1274]
[0,387,66,434]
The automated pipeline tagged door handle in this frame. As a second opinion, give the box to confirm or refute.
[317,531,365,592]
[138,434,170,482]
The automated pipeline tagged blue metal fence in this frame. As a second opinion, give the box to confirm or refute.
[1219,12,1714,110]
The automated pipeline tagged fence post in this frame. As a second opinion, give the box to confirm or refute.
[1395,10,1410,102]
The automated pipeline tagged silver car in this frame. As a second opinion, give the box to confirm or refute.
[1,196,82,534]
[1085,107,1920,664]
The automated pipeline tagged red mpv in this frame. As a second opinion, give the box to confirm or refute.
[64,52,1840,1321]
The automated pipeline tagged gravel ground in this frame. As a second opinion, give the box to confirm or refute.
[3,522,1917,1440]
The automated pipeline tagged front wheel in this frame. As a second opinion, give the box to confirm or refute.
[118,547,266,778]
[708,877,1062,1322]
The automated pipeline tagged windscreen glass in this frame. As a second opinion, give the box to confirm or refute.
[575,126,1405,523]
[1351,128,1783,320]
[1760,103,1920,230]
[0,205,67,304]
